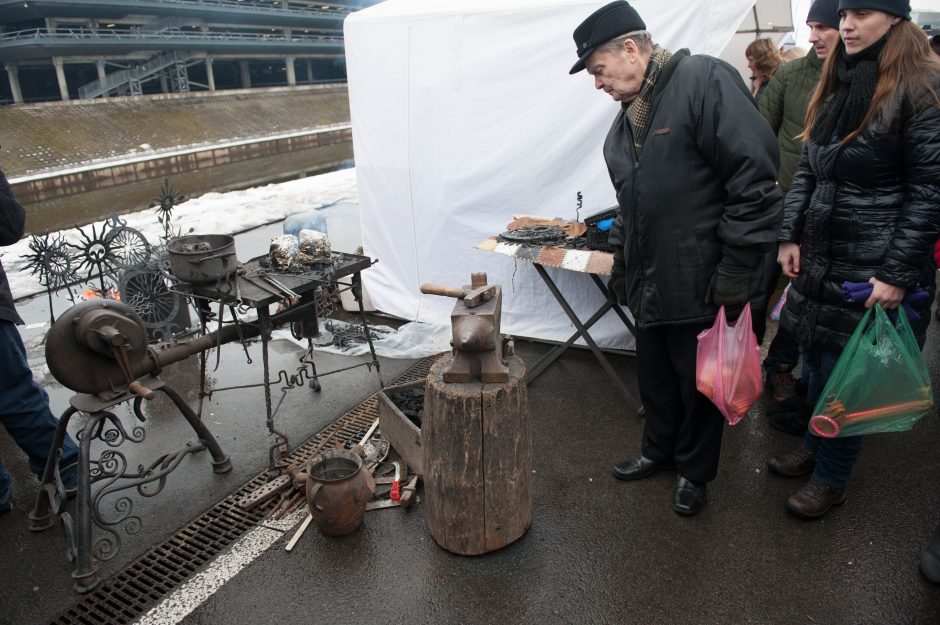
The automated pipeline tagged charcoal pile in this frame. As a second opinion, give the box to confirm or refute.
[389,388,424,428]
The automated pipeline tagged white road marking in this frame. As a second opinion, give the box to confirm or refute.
[133,509,308,625]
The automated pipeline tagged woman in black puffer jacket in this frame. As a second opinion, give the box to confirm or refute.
[767,0,940,520]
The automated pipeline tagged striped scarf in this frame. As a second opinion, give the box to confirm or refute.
[625,44,672,154]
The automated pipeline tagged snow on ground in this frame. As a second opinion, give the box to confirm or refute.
[3,168,358,301]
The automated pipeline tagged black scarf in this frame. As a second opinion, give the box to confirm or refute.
[811,36,888,143]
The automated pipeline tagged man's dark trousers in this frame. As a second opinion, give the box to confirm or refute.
[636,320,725,483]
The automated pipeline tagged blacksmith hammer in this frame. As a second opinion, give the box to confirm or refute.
[420,283,496,308]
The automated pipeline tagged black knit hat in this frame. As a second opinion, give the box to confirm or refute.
[569,1,647,74]
[806,0,840,29]
[838,0,911,20]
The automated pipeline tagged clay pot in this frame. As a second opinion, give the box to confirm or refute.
[305,449,375,536]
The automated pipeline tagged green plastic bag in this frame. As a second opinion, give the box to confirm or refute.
[808,305,934,438]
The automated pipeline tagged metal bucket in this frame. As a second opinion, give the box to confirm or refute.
[305,449,375,536]
[167,234,238,285]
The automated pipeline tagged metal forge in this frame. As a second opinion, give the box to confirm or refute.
[30,249,382,593]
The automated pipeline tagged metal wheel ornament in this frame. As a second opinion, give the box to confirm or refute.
[106,226,151,270]
[118,268,181,333]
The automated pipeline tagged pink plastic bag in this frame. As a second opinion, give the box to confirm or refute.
[695,303,763,425]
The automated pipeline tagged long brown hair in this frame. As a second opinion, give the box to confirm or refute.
[746,38,782,81]
[804,20,940,144]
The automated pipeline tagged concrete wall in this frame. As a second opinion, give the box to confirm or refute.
[13,128,352,233]
[0,85,353,233]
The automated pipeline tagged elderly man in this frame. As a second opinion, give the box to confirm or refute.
[570,1,783,515]
[758,0,842,435]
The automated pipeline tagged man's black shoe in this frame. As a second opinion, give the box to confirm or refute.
[921,522,940,584]
[673,476,707,516]
[766,394,803,415]
[612,456,674,481]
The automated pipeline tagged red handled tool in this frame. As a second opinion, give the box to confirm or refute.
[390,461,401,502]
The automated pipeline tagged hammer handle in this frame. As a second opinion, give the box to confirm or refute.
[420,283,465,299]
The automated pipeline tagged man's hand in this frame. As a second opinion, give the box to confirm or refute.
[864,277,905,310]
[778,242,800,278]
[608,250,626,306]
[708,265,750,308]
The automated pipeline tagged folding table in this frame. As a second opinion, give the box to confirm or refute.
[478,237,643,414]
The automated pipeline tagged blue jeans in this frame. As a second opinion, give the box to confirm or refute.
[0,321,78,503]
[799,344,862,489]
[764,325,800,369]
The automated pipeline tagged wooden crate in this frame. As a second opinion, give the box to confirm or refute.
[377,379,425,475]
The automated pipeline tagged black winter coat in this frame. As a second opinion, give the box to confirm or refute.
[0,169,25,325]
[605,51,784,328]
[778,85,940,351]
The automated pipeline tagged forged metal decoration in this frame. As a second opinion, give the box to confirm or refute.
[107,225,151,271]
[497,225,567,247]
[150,178,186,240]
[24,232,78,322]
[118,266,184,340]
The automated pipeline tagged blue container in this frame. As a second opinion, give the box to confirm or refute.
[284,209,328,237]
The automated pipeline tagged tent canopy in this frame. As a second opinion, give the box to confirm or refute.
[345,0,767,348]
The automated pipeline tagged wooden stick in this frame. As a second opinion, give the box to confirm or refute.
[285,514,313,552]
[358,418,380,447]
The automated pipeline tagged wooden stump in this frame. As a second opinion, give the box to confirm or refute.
[423,354,531,555]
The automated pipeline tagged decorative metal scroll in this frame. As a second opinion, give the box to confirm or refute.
[72,408,203,561]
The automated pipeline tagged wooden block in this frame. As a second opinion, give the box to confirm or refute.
[423,355,530,555]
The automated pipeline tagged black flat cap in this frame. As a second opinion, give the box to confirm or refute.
[569,1,647,74]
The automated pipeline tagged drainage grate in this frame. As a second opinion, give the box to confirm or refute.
[47,354,440,625]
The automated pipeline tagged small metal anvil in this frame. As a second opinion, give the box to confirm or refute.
[420,273,510,383]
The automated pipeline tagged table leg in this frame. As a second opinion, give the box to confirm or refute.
[589,273,637,337]
[530,264,641,413]
[258,306,288,462]
[353,272,384,388]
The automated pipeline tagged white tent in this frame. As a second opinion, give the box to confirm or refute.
[344,0,770,349]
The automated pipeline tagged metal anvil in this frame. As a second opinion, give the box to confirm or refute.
[421,273,510,384]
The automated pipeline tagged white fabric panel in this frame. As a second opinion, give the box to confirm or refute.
[345,0,756,348]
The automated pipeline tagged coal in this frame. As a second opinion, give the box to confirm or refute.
[389,388,424,428]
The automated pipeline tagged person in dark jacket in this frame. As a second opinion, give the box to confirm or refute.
[0,166,78,513]
[569,1,783,516]
[767,0,940,519]
[757,0,842,434]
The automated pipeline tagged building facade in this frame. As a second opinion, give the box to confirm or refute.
[0,0,376,104]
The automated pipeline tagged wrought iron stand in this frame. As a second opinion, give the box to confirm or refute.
[29,376,231,593]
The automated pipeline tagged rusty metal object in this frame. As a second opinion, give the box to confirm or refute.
[167,234,237,285]
[305,449,375,536]
[45,299,312,400]
[236,475,292,511]
[420,273,509,383]
[400,475,420,508]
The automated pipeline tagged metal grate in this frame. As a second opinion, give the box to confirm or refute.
[47,354,440,625]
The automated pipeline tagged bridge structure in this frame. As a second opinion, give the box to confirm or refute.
[0,0,377,103]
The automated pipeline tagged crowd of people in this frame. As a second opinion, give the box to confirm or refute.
[570,0,940,583]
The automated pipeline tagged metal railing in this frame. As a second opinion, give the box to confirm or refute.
[0,0,359,20]
[0,27,345,44]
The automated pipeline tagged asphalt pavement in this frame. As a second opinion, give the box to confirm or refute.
[1,286,939,624]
